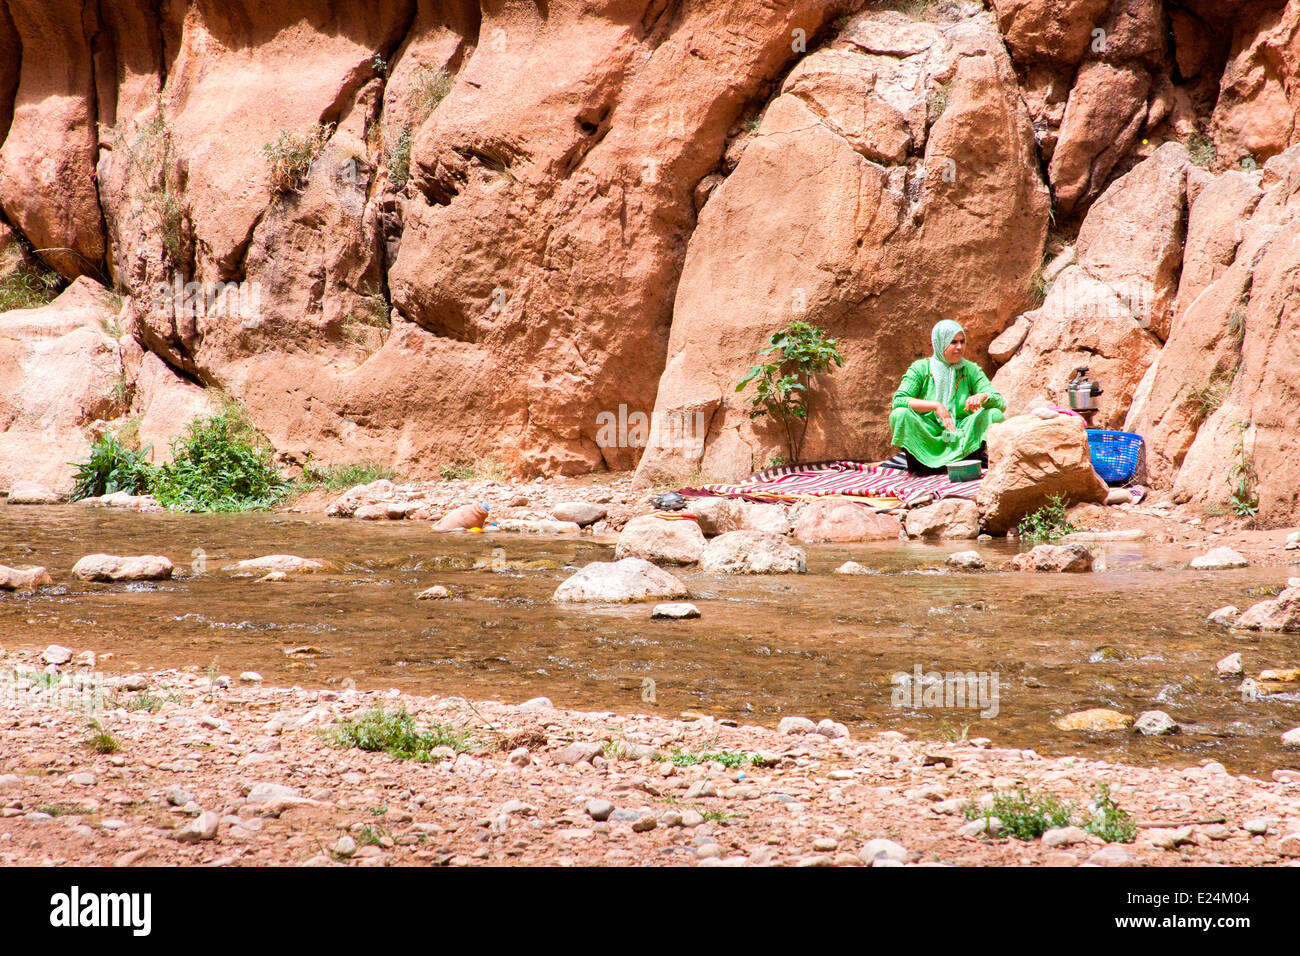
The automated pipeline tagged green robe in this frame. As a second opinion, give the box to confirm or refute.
[889,358,1006,468]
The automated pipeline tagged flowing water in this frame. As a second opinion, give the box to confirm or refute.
[2,505,1298,775]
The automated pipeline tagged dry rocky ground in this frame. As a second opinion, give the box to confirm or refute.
[2,650,1299,868]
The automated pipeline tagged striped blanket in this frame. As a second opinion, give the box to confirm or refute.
[679,460,981,507]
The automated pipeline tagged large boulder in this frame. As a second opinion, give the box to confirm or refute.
[553,558,689,603]
[976,414,1109,535]
[0,564,53,590]
[614,515,707,565]
[686,498,747,536]
[794,500,902,543]
[904,499,979,539]
[989,0,1112,64]
[699,531,806,574]
[71,554,174,582]
[1007,543,1094,572]
[1234,587,1300,632]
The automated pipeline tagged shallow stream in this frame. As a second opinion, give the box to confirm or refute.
[2,505,1298,775]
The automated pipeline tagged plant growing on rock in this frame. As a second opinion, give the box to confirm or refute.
[736,319,844,464]
[1226,420,1258,520]
[0,259,63,312]
[1015,495,1076,542]
[384,123,413,189]
[1186,126,1217,169]
[262,124,334,194]
[408,67,453,123]
[69,433,155,500]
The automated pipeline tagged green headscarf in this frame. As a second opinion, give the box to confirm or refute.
[929,319,964,417]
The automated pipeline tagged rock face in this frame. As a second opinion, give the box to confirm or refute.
[976,414,1109,534]
[3,0,1300,525]
[614,515,707,566]
[634,7,1049,482]
[71,554,174,582]
[794,500,902,544]
[904,499,979,539]
[552,558,689,604]
[6,481,61,504]
[699,531,806,575]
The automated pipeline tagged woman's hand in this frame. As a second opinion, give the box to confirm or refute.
[965,393,987,413]
[934,402,956,431]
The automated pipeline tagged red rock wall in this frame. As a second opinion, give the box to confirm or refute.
[0,0,1299,523]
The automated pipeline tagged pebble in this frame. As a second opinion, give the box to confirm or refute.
[175,811,219,843]
[554,742,604,765]
[1190,547,1247,570]
[68,772,96,787]
[946,551,986,571]
[777,716,817,735]
[1133,710,1180,736]
[585,799,614,821]
[333,835,357,858]
[508,747,531,767]
[417,586,450,600]
[859,838,908,864]
[1148,826,1194,849]
[651,602,700,619]
[42,645,73,666]
[1206,606,1240,627]
[1041,825,1087,848]
[1216,653,1243,677]
[1243,818,1271,835]
[1086,845,1130,866]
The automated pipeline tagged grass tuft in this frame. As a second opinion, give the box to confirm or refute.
[327,706,471,762]
[262,124,334,194]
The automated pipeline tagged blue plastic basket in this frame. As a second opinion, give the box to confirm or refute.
[1086,429,1143,484]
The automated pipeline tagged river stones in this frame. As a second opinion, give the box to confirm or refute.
[6,481,61,504]
[1283,727,1300,748]
[794,500,903,543]
[699,531,806,574]
[552,502,607,526]
[651,602,700,619]
[0,564,53,590]
[1190,546,1248,570]
[1206,605,1240,626]
[614,514,707,565]
[1134,710,1180,736]
[553,558,689,603]
[1007,543,1093,572]
[1234,587,1300,632]
[1054,708,1134,732]
[904,499,979,539]
[686,498,746,535]
[71,554,173,581]
[946,550,986,571]
[224,554,332,574]
[1216,652,1243,677]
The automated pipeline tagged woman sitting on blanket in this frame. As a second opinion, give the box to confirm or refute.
[889,319,1005,475]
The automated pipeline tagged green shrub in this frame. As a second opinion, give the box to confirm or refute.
[299,458,400,492]
[1083,783,1136,843]
[1187,128,1217,169]
[327,706,470,761]
[69,433,155,500]
[736,319,845,464]
[262,124,334,194]
[963,788,1075,841]
[151,411,289,512]
[1016,495,1076,541]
